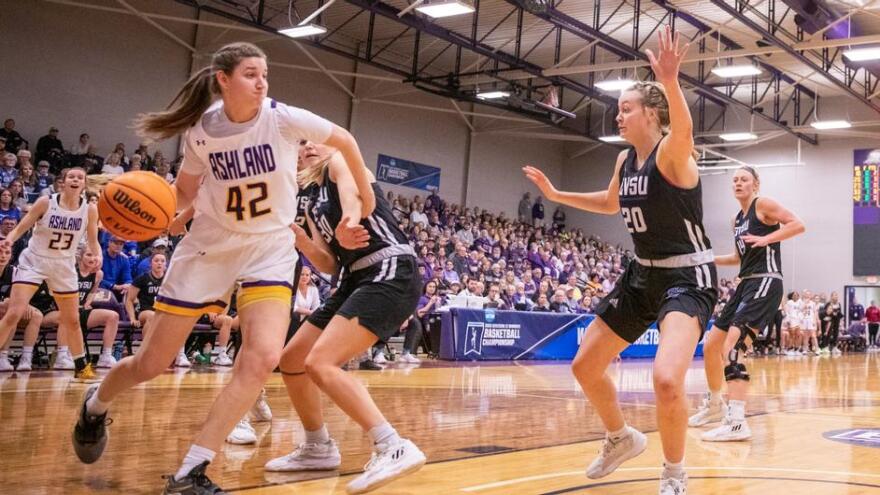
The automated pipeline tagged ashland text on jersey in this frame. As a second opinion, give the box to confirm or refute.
[208,144,276,181]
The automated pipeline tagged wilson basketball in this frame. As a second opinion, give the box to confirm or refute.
[98,171,176,241]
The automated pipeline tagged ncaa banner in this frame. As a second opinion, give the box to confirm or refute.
[439,309,705,361]
[376,154,441,192]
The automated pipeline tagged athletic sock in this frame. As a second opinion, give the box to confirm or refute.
[663,460,685,479]
[728,400,746,421]
[305,425,330,444]
[708,390,723,404]
[22,345,33,355]
[608,424,629,442]
[73,354,87,373]
[86,389,110,416]
[174,445,216,481]
[368,422,400,446]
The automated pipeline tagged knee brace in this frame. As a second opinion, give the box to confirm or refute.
[724,361,750,382]
[724,343,750,382]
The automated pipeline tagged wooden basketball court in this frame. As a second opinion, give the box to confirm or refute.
[2,354,879,494]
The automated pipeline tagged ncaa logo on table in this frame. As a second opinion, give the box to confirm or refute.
[464,322,484,357]
[824,429,880,448]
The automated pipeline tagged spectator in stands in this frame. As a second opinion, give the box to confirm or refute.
[441,260,460,285]
[155,158,174,183]
[532,196,545,227]
[40,175,63,198]
[425,189,442,213]
[71,133,90,157]
[128,153,143,172]
[111,143,129,167]
[549,288,572,313]
[552,206,566,231]
[36,126,63,164]
[0,119,25,153]
[35,161,54,194]
[0,189,22,223]
[102,152,125,175]
[577,294,594,314]
[867,300,880,348]
[17,149,33,171]
[101,235,132,300]
[79,146,103,174]
[484,284,507,309]
[409,202,429,228]
[0,217,25,262]
[9,180,28,211]
[534,293,551,312]
[510,282,533,311]
[292,266,321,331]
[0,153,19,188]
[18,162,38,203]
[518,192,532,223]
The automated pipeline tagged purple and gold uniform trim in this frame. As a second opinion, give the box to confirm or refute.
[239,281,293,310]
[154,295,228,317]
[51,289,79,300]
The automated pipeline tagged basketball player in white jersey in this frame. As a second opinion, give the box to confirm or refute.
[0,167,101,381]
[72,42,375,494]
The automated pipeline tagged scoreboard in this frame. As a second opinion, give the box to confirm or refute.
[854,149,880,276]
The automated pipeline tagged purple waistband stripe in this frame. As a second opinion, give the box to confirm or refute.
[155,295,228,310]
[240,281,294,289]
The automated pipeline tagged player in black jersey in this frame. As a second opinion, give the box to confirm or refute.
[524,27,713,494]
[125,252,165,347]
[42,248,122,369]
[0,243,42,372]
[691,166,804,442]
[265,141,425,494]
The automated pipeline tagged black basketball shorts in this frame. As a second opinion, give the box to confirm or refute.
[595,261,718,343]
[307,255,422,341]
[714,275,783,334]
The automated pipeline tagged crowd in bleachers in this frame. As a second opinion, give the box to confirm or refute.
[0,116,875,372]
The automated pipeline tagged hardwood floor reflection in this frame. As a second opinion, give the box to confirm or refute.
[1,353,879,494]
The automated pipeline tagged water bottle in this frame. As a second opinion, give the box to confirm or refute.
[113,342,123,362]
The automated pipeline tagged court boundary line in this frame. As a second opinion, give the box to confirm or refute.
[462,466,880,492]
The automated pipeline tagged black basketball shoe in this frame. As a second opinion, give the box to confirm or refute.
[162,461,226,494]
[72,384,111,464]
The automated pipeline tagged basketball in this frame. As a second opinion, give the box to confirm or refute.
[98,171,176,241]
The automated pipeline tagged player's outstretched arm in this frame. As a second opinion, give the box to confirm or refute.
[522,151,624,215]
[649,26,698,189]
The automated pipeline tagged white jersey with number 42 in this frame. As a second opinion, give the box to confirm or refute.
[180,98,334,234]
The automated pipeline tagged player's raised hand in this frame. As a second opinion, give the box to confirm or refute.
[522,165,558,201]
[646,25,690,84]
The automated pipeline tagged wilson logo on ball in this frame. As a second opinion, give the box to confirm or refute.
[113,190,158,225]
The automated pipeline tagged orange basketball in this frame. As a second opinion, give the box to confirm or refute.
[98,171,176,241]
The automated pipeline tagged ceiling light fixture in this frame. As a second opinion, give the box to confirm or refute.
[719,132,758,141]
[843,47,880,62]
[415,0,475,18]
[595,79,636,92]
[476,90,510,100]
[711,65,763,78]
[810,120,852,130]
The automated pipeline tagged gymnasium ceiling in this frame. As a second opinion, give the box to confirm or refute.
[52,0,880,149]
